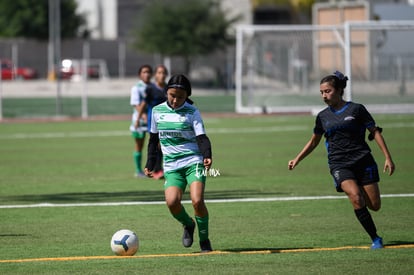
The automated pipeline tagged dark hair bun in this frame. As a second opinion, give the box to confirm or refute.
[167,74,192,96]
[333,70,348,89]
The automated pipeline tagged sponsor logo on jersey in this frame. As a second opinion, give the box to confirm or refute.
[179,115,187,122]
[344,116,355,121]
[160,131,183,137]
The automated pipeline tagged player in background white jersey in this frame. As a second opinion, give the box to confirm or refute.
[130,64,152,177]
[137,65,168,180]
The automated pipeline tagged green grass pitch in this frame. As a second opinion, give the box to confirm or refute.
[0,114,413,274]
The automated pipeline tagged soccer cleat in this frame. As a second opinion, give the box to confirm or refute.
[182,221,195,248]
[135,172,146,178]
[371,237,383,250]
[200,239,213,253]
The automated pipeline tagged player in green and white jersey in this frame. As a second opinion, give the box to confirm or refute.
[130,65,152,177]
[144,74,213,252]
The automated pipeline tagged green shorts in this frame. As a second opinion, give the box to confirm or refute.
[131,131,145,139]
[164,163,206,191]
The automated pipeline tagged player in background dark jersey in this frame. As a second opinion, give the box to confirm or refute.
[288,71,395,249]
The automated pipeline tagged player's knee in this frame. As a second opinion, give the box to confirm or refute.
[369,201,381,211]
[191,197,205,212]
[348,193,364,209]
[165,197,181,210]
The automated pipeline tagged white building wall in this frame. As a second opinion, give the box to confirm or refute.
[76,0,252,39]
[76,0,117,39]
[220,0,253,28]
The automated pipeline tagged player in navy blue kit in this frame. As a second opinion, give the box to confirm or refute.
[288,71,395,249]
[138,65,168,132]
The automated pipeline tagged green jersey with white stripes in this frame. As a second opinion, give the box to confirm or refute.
[150,101,206,172]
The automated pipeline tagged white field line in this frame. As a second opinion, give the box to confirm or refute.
[0,126,308,140]
[0,130,128,139]
[0,121,413,139]
[0,194,413,209]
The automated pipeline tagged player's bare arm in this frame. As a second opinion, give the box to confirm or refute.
[368,127,395,176]
[288,134,322,170]
[134,102,147,129]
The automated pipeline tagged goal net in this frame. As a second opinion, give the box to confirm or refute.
[235,21,414,114]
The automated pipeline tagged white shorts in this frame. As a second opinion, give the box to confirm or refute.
[130,111,148,133]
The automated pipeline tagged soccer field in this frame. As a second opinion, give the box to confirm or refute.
[0,114,413,274]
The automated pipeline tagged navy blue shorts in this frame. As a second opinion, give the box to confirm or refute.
[330,154,380,193]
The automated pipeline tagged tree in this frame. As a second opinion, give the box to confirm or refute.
[0,0,86,40]
[135,0,239,74]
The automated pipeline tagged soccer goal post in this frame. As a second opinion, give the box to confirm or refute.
[235,21,414,114]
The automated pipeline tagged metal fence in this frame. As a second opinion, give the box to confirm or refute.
[235,21,414,114]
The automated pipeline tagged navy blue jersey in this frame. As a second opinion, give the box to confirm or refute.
[144,83,167,132]
[314,102,375,166]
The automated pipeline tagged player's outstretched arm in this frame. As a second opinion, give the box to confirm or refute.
[288,134,322,170]
[369,127,395,176]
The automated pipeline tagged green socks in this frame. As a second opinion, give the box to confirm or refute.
[195,215,209,242]
[133,151,142,173]
[173,207,194,227]
[172,208,209,242]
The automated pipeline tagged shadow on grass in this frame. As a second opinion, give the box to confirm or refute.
[0,234,30,237]
[386,241,414,246]
[223,241,414,253]
[223,247,314,253]
[0,189,289,204]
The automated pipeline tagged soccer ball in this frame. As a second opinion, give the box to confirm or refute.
[110,229,139,256]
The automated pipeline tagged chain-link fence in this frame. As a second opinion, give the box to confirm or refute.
[235,21,414,114]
